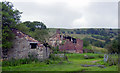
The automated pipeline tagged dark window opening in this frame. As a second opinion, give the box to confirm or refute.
[30,43,37,49]
[66,36,72,41]
[72,38,77,43]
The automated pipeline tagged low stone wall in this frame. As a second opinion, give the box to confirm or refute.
[54,54,64,58]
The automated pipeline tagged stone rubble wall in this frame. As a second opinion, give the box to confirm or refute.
[7,36,50,60]
[7,36,30,59]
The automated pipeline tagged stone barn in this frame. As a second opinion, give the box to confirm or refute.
[59,36,83,53]
[49,29,63,47]
[3,29,50,60]
[49,29,83,53]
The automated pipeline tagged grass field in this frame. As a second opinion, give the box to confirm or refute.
[2,53,118,71]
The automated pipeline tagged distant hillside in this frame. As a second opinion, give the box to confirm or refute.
[48,28,118,49]
[48,28,118,39]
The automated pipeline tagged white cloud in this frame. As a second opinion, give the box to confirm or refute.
[3,0,118,28]
[72,17,88,28]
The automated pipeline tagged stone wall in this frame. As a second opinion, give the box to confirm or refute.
[7,36,30,59]
[76,39,83,53]
[7,36,50,60]
[59,39,83,53]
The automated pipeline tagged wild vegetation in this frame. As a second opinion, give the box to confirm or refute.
[2,1,21,52]
[2,53,118,71]
[1,1,119,72]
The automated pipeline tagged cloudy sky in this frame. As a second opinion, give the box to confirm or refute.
[4,0,119,29]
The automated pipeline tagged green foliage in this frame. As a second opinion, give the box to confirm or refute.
[2,1,48,53]
[95,60,109,66]
[33,29,49,42]
[3,52,40,67]
[2,1,22,52]
[91,46,108,54]
[2,53,118,71]
[49,54,63,61]
[91,34,110,43]
[50,46,64,54]
[15,22,49,43]
[2,1,22,27]
[15,23,30,34]
[49,28,118,50]
[49,54,58,60]
[2,27,15,49]
[83,37,105,48]
[83,45,92,49]
[107,54,118,66]
[83,45,94,53]
[2,58,39,67]
[105,39,118,53]
[3,53,66,67]
[44,59,53,64]
[83,38,90,47]
[96,54,118,66]
[23,21,46,31]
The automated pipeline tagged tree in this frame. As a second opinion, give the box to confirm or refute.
[23,21,46,31]
[33,29,49,43]
[15,20,49,43]
[105,39,118,54]
[15,23,30,34]
[2,2,22,28]
[1,1,22,54]
[83,39,89,47]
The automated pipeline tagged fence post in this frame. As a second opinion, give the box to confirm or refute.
[104,54,108,62]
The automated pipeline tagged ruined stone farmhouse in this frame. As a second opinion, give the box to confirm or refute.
[49,29,63,47]
[3,29,50,60]
[49,29,83,53]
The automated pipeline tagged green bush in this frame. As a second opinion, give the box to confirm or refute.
[44,59,53,64]
[96,54,118,66]
[107,56,118,66]
[2,58,39,67]
[49,54,63,61]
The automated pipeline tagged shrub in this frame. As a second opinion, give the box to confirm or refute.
[98,54,119,66]
[44,59,53,64]
[2,58,39,67]
[107,55,118,66]
[49,54,63,61]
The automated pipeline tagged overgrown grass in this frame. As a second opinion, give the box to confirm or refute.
[91,46,108,53]
[66,53,104,59]
[107,54,118,66]
[2,53,66,67]
[2,58,39,67]
[2,53,118,71]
